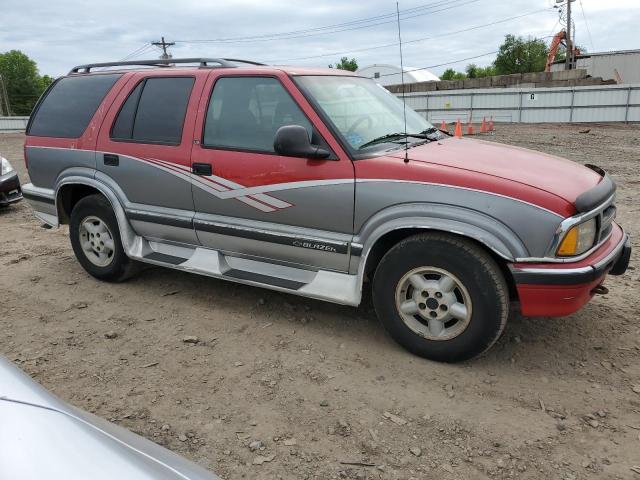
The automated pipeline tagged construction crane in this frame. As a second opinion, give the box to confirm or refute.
[545,30,581,72]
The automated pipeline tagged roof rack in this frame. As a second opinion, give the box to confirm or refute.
[69,58,265,74]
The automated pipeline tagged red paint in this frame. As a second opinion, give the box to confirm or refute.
[514,223,624,317]
[385,138,602,216]
[516,276,604,317]
[95,71,209,171]
[190,70,354,190]
[26,73,133,153]
[24,66,604,221]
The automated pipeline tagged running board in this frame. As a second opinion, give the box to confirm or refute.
[224,269,306,290]
[130,238,361,306]
[143,251,188,265]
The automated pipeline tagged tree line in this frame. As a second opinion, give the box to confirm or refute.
[1,34,576,116]
[0,50,53,116]
[330,34,580,80]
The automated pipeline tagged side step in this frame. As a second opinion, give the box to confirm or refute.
[224,269,305,290]
[130,238,361,306]
[143,251,188,265]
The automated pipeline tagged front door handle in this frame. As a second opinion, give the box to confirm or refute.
[104,154,119,167]
[192,163,212,176]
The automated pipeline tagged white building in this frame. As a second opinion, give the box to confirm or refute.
[550,49,640,84]
[356,64,439,86]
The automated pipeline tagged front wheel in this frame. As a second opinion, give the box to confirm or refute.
[372,233,509,363]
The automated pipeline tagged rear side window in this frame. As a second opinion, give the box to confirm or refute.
[111,77,194,145]
[28,74,121,138]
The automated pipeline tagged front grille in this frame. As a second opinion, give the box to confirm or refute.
[598,204,616,244]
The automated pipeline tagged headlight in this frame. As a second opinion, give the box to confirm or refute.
[1,157,14,176]
[557,218,597,256]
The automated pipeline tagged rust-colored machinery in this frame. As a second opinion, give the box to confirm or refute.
[545,30,581,72]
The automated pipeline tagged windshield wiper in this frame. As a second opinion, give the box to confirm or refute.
[358,132,431,150]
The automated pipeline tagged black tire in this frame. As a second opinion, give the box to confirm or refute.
[372,233,509,363]
[69,194,138,282]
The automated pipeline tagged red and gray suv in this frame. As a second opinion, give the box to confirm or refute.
[21,58,631,362]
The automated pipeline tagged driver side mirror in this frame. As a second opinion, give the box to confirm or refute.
[274,125,331,159]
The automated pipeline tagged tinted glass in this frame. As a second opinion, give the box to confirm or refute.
[118,77,194,144]
[203,77,312,152]
[110,81,143,140]
[28,74,121,138]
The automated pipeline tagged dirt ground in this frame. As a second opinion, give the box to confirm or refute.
[1,124,639,480]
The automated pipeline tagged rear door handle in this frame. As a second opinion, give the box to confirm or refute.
[192,163,212,176]
[104,154,119,167]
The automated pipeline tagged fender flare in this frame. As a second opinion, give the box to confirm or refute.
[55,173,138,255]
[352,203,529,287]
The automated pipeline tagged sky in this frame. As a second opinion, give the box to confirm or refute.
[1,0,639,78]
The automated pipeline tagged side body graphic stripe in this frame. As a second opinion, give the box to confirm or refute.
[140,157,292,212]
[24,146,562,219]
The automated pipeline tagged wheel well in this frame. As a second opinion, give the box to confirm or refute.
[57,184,104,224]
[364,228,518,300]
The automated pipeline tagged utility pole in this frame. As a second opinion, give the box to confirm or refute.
[0,75,11,116]
[565,0,573,70]
[152,36,175,60]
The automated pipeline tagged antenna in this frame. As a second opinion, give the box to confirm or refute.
[396,2,409,163]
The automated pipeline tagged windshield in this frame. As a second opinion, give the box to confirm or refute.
[296,75,438,154]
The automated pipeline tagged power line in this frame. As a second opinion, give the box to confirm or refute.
[173,0,458,43]
[373,32,558,78]
[376,50,499,77]
[578,0,594,51]
[119,43,154,62]
[268,7,553,64]
[174,0,454,43]
[174,0,483,44]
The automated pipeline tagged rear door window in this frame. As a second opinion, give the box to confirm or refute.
[28,74,121,138]
[111,77,195,145]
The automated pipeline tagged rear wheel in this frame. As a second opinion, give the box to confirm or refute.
[372,233,509,363]
[69,194,138,282]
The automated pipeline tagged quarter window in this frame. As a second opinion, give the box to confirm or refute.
[203,77,312,152]
[111,77,194,144]
[28,74,121,138]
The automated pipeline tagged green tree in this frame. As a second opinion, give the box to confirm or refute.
[493,35,549,75]
[40,74,54,91]
[440,68,466,80]
[465,63,496,78]
[328,57,358,72]
[554,44,587,62]
[0,50,51,115]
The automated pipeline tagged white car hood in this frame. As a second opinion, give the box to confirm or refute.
[0,357,221,480]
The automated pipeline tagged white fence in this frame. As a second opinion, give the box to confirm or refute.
[0,116,29,132]
[397,84,640,124]
[3,84,640,131]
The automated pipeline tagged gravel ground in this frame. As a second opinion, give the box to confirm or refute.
[1,124,639,480]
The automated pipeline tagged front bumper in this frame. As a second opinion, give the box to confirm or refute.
[0,172,22,205]
[510,223,631,317]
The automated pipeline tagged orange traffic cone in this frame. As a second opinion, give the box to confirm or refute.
[440,120,447,132]
[489,117,495,132]
[454,119,463,138]
[467,122,474,136]
[480,117,488,133]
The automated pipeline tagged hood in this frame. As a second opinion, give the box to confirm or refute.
[0,356,68,410]
[387,137,603,213]
[0,357,221,480]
